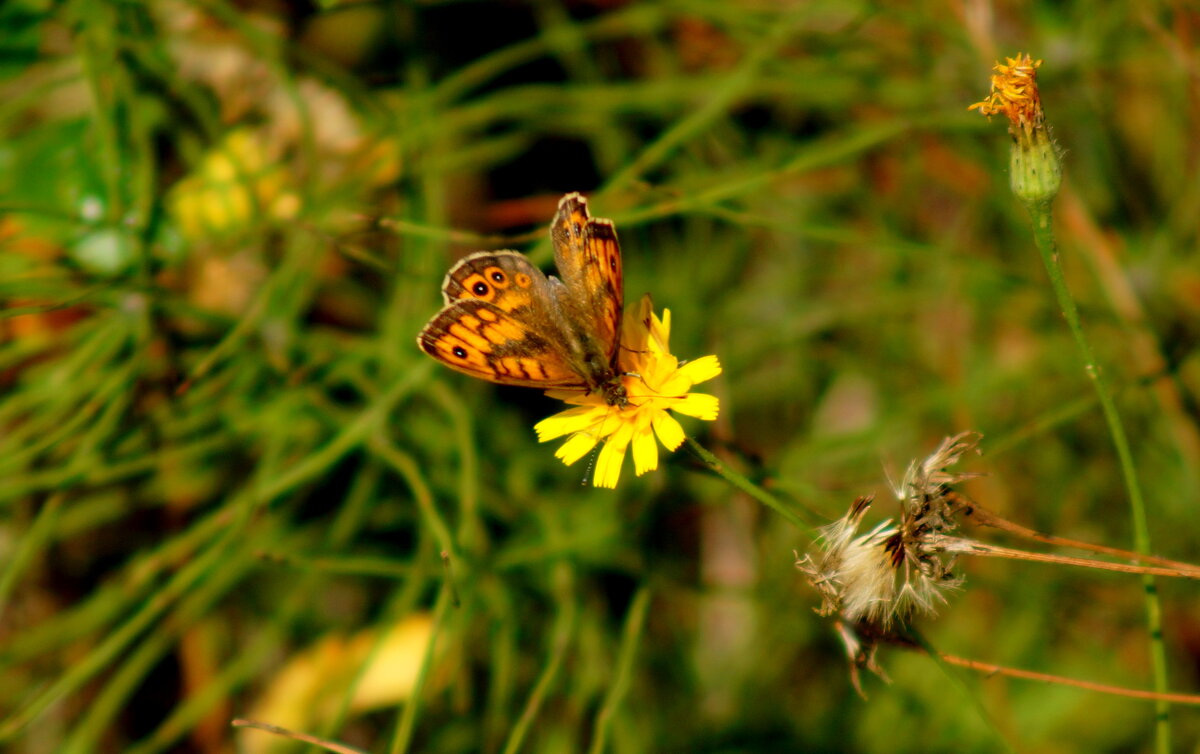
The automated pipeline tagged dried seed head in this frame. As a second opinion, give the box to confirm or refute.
[798,433,983,630]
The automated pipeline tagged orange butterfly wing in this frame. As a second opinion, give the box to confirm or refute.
[417,298,584,388]
[417,195,629,406]
[549,193,624,366]
[440,250,542,313]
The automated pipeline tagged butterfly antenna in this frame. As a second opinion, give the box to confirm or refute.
[629,373,687,404]
[579,404,624,483]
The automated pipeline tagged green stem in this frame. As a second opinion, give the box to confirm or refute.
[588,587,651,754]
[683,436,815,536]
[601,10,800,196]
[388,580,453,754]
[1024,201,1170,752]
[501,563,578,754]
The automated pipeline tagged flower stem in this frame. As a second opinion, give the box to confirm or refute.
[683,436,815,535]
[942,537,1200,580]
[954,491,1200,575]
[1024,200,1170,751]
[937,653,1200,706]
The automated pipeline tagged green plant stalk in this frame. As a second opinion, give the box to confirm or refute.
[588,586,651,754]
[1024,201,1170,752]
[0,511,234,740]
[370,431,458,562]
[501,563,578,754]
[130,461,391,754]
[75,0,124,222]
[62,533,264,754]
[388,580,453,754]
[0,496,62,615]
[683,436,814,536]
[430,5,664,106]
[482,587,518,752]
[428,381,484,553]
[126,543,326,754]
[600,9,802,197]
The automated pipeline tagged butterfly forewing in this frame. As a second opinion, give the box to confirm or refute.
[418,193,629,406]
[550,193,624,365]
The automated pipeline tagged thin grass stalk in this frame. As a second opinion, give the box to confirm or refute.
[482,581,519,751]
[61,532,267,754]
[908,630,1017,753]
[600,10,803,196]
[942,538,1200,580]
[0,512,237,740]
[0,495,63,615]
[501,563,578,754]
[126,462,390,754]
[370,431,458,562]
[428,341,483,553]
[387,579,454,754]
[232,719,370,754]
[588,586,651,754]
[255,362,431,502]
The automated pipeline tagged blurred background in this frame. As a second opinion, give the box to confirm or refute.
[2,1,1199,752]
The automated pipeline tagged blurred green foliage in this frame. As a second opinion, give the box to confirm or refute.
[2,1,1199,752]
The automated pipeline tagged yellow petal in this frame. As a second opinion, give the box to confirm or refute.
[677,355,721,384]
[622,295,654,353]
[655,308,671,343]
[631,425,659,476]
[592,442,624,488]
[652,413,686,451]
[672,393,720,421]
[653,369,693,399]
[535,406,605,441]
[593,423,634,488]
[555,432,598,466]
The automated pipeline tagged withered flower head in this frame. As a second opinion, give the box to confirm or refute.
[969,54,1044,131]
[797,433,982,630]
[969,53,1062,208]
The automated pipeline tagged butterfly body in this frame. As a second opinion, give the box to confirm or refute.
[417,193,628,407]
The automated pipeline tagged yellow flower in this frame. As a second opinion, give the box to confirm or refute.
[169,129,300,241]
[534,294,721,488]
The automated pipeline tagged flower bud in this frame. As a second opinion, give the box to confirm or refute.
[970,54,1062,209]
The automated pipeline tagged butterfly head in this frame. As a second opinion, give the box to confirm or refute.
[600,379,629,409]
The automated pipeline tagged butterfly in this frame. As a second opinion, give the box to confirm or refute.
[417,193,629,407]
